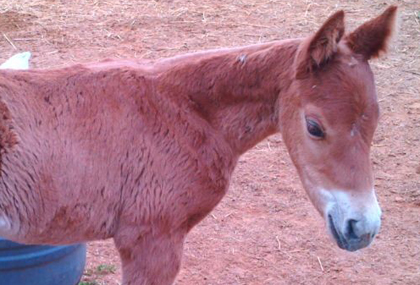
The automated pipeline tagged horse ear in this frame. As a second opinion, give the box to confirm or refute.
[346,6,398,60]
[295,10,345,79]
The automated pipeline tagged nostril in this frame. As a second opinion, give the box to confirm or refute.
[346,219,359,240]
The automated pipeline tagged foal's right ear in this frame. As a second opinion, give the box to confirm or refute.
[295,10,345,79]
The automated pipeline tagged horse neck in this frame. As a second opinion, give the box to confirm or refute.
[159,40,300,156]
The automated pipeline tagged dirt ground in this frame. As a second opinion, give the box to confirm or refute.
[0,0,419,284]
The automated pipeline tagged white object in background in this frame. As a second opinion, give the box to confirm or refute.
[0,52,31,70]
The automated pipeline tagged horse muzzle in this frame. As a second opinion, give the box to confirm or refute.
[324,190,382,252]
[327,214,379,251]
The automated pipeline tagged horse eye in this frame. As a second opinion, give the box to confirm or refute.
[306,119,325,139]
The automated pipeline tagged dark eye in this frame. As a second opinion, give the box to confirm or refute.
[306,118,325,139]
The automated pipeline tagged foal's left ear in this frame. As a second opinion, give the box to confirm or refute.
[295,10,345,79]
[345,6,398,60]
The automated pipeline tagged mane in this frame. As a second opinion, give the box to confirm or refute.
[20,39,300,76]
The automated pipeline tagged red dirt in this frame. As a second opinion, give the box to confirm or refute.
[1,1,419,284]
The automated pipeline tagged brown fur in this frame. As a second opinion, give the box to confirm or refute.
[346,6,398,59]
[295,10,345,79]
[0,6,397,284]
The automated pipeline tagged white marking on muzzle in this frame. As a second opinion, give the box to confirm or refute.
[321,188,382,250]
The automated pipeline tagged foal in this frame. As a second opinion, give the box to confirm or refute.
[0,6,397,284]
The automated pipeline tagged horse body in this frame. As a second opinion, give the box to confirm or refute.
[0,6,397,285]
[0,62,232,242]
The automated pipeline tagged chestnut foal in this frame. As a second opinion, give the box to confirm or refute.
[0,6,397,284]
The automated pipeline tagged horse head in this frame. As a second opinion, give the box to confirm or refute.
[281,6,397,251]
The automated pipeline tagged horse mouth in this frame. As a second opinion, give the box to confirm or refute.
[328,214,356,252]
[328,214,373,252]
